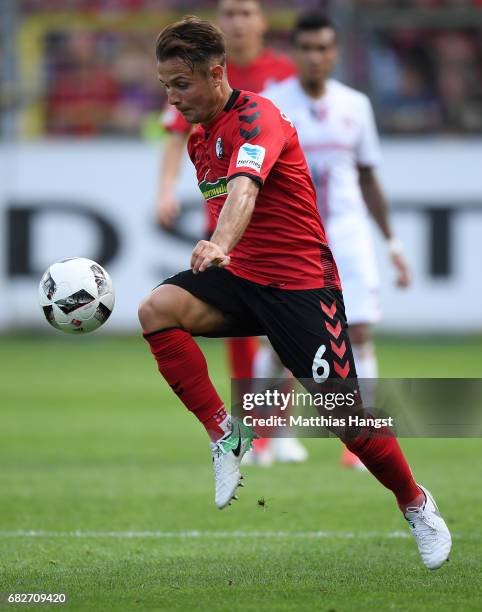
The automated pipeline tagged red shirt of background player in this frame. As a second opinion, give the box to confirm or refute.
[163,49,296,233]
[187,89,341,290]
[47,66,119,136]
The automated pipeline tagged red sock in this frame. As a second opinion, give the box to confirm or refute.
[226,337,258,378]
[144,328,226,440]
[203,406,229,442]
[346,426,422,506]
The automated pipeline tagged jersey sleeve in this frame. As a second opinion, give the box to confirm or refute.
[227,98,287,187]
[162,103,191,134]
[356,96,381,168]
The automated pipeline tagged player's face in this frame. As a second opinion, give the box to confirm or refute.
[158,58,223,124]
[292,28,338,87]
[217,0,267,53]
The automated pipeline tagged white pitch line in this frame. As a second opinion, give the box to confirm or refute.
[0,530,404,539]
[0,530,473,540]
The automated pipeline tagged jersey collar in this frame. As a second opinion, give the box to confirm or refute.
[223,89,241,112]
[202,89,241,132]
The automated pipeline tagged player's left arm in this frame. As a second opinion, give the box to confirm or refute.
[190,176,259,274]
[359,166,411,288]
[357,96,411,288]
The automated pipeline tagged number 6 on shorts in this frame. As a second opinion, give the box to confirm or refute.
[312,344,330,383]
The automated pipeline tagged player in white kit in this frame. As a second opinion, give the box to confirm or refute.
[257,12,411,468]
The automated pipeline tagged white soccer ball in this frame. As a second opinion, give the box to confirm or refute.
[39,258,115,333]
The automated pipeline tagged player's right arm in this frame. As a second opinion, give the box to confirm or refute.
[191,176,259,274]
[212,175,260,253]
[156,131,187,227]
[155,105,191,228]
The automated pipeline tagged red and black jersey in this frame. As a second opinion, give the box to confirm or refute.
[187,89,341,290]
[163,49,295,235]
[163,49,296,135]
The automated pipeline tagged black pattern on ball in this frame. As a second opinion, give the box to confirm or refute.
[41,272,57,300]
[55,289,95,314]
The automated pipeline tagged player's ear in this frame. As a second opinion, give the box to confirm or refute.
[210,64,224,88]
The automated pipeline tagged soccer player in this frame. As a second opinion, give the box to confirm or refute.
[139,16,451,570]
[260,12,412,470]
[156,0,300,464]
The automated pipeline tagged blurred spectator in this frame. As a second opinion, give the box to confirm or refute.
[45,31,120,136]
[359,1,480,6]
[21,1,166,12]
[433,32,482,131]
[20,0,297,12]
[111,35,164,136]
[15,0,482,136]
[380,62,443,131]
[44,29,165,137]
[367,27,481,133]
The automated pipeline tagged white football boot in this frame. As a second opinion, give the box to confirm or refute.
[404,484,452,570]
[210,418,258,509]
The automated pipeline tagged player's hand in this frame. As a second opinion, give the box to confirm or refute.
[391,252,411,288]
[156,192,180,228]
[191,240,230,274]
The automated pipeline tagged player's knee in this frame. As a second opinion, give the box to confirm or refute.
[138,296,154,330]
[138,286,179,332]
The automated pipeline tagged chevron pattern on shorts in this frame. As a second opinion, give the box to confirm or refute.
[321,300,351,379]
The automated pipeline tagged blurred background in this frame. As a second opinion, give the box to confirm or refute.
[0,0,481,333]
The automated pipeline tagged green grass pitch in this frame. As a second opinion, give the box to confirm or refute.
[0,334,481,611]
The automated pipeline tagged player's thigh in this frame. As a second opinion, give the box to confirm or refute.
[148,268,264,338]
[257,287,357,382]
[139,283,227,335]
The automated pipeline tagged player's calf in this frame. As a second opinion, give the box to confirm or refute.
[140,284,232,440]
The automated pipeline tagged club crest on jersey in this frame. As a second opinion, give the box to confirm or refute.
[215,137,223,159]
[236,143,266,173]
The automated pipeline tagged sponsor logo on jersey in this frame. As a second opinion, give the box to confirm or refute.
[215,137,223,159]
[198,172,228,200]
[236,144,266,172]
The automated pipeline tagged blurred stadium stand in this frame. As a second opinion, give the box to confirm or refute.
[1,0,480,138]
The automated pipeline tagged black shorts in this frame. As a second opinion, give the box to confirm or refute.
[162,268,357,381]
